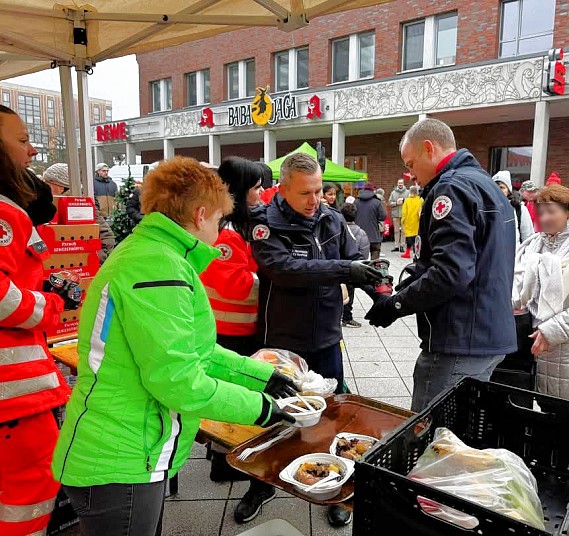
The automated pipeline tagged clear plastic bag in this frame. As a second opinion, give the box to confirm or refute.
[408,428,545,530]
[251,348,338,396]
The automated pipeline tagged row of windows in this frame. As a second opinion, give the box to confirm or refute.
[2,91,110,127]
[149,0,556,112]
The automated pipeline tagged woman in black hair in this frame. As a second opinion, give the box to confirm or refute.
[200,156,276,524]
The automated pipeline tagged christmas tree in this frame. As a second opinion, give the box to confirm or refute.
[110,165,136,243]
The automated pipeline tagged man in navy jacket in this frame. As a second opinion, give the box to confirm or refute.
[250,153,383,527]
[366,119,517,411]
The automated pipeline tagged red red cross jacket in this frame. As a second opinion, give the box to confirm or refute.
[0,194,70,423]
[200,224,259,337]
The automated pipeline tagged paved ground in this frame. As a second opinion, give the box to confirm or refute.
[61,247,418,536]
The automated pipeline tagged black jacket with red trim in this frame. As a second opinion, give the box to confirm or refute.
[395,149,517,356]
[250,195,360,353]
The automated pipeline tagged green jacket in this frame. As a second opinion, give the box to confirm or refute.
[52,212,273,486]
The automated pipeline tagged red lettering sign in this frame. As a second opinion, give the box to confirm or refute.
[545,48,566,96]
[96,122,128,143]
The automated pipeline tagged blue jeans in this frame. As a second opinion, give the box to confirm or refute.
[411,351,505,412]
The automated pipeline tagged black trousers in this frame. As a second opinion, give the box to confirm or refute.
[64,481,167,536]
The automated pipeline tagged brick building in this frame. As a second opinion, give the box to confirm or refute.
[93,0,569,192]
[0,81,112,167]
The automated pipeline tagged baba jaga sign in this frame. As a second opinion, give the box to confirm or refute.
[199,87,322,128]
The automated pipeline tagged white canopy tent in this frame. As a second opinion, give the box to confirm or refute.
[0,0,393,195]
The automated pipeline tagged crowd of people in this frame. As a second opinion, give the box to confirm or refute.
[2,101,569,535]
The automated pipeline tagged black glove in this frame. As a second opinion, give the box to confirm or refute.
[264,370,299,399]
[44,271,82,310]
[349,261,384,286]
[255,395,296,428]
[365,294,401,328]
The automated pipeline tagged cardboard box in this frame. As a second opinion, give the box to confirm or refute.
[45,308,81,339]
[43,252,100,278]
[54,195,96,225]
[39,224,101,254]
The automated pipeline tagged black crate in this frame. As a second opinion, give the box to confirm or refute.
[354,378,569,536]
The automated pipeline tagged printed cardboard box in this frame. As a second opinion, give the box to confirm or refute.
[39,224,101,254]
[43,252,100,278]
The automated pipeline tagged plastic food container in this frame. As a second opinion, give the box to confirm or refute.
[329,432,379,459]
[279,453,355,501]
[276,396,327,428]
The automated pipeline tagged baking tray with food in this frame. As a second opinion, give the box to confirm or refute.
[227,394,413,505]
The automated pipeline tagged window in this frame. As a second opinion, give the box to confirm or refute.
[93,106,100,124]
[344,156,368,172]
[402,12,457,71]
[186,69,211,106]
[150,78,172,112]
[47,98,55,127]
[274,47,309,92]
[105,107,112,122]
[332,32,375,84]
[226,59,256,100]
[17,94,41,143]
[490,146,533,188]
[499,0,555,58]
[2,91,10,108]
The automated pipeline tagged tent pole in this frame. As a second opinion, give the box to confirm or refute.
[77,69,94,198]
[59,65,82,196]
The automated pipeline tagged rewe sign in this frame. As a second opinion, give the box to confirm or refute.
[96,122,128,143]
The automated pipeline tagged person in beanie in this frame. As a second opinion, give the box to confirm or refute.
[401,185,423,258]
[356,183,387,259]
[388,177,409,252]
[44,163,116,263]
[492,170,534,245]
[200,157,276,523]
[546,171,562,186]
[93,162,117,219]
[366,118,517,412]
[520,180,541,232]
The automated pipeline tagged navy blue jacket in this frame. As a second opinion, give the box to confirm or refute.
[250,195,360,353]
[395,149,517,356]
[355,190,386,244]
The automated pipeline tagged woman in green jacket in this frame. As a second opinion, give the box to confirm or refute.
[52,157,296,536]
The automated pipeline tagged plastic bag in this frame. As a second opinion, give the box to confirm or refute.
[408,428,545,530]
[251,348,337,396]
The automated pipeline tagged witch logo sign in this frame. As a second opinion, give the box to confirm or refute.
[251,86,273,126]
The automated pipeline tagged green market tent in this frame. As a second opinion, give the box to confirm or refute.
[267,142,368,183]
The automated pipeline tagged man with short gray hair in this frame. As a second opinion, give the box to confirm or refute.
[366,118,517,411]
[249,152,384,526]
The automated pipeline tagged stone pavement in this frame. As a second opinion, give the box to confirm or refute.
[61,247,419,536]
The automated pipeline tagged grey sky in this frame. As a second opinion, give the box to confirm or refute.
[7,56,140,121]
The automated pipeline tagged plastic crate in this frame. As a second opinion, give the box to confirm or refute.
[354,378,569,536]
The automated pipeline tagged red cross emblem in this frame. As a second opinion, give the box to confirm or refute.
[217,244,232,261]
[432,196,452,220]
[0,219,13,246]
[252,224,270,241]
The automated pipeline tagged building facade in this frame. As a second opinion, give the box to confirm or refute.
[92,0,569,191]
[0,81,112,168]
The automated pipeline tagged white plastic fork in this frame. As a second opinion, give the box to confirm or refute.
[236,427,295,462]
[303,470,341,493]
